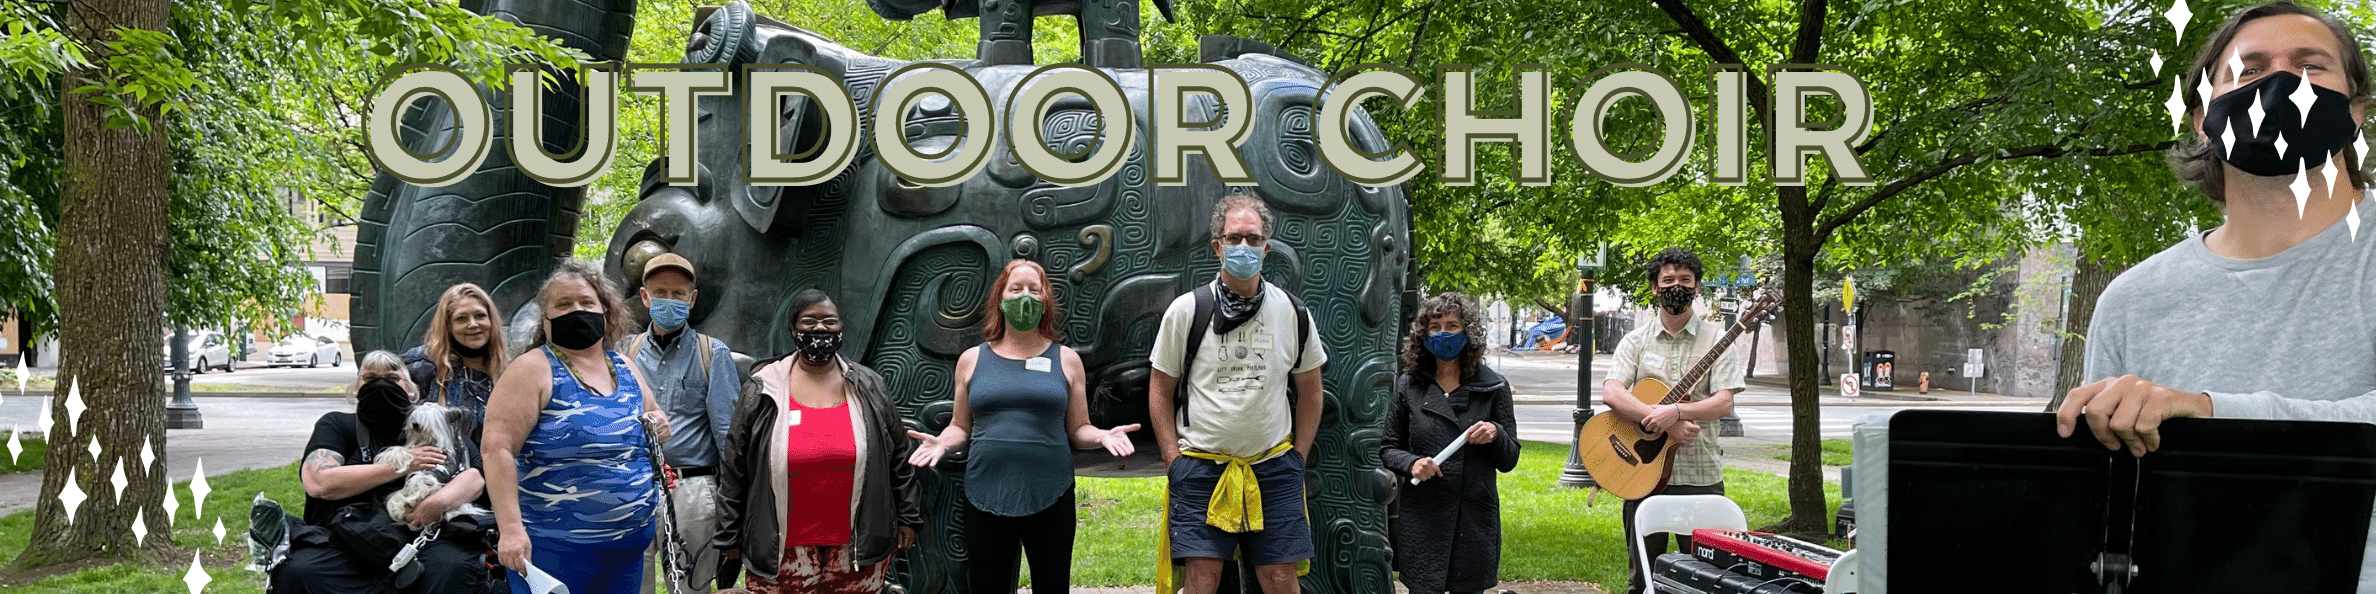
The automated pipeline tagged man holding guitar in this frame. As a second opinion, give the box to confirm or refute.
[1600,248,1747,594]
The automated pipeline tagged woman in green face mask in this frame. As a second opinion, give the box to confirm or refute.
[904,259,1139,594]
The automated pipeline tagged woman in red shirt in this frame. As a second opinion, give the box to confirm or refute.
[714,289,921,593]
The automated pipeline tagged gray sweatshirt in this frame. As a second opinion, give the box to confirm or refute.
[2085,195,2376,590]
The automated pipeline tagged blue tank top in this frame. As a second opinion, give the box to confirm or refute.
[963,341,1075,516]
[518,347,658,543]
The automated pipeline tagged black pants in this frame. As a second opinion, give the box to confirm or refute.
[270,524,495,594]
[1622,482,1726,594]
[271,525,397,594]
[967,487,1077,594]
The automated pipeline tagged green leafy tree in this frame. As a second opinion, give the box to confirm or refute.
[0,0,582,566]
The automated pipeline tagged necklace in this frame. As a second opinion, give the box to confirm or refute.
[550,346,612,396]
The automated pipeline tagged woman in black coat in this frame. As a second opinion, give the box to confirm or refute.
[1381,292,1522,594]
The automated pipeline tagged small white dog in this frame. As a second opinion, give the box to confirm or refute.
[374,401,487,527]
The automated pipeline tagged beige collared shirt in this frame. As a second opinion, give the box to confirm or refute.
[1606,315,1746,486]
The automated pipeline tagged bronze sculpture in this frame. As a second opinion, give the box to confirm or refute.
[354,1,1411,591]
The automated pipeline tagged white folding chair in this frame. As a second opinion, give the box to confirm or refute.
[1825,548,1861,593]
[1632,494,1749,593]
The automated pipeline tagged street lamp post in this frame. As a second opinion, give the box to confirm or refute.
[167,326,202,429]
[1560,246,1606,488]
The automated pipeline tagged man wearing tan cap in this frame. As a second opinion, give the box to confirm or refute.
[627,253,742,593]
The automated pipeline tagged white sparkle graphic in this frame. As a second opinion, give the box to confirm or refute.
[190,458,210,519]
[132,509,148,546]
[2220,123,2237,158]
[2355,134,2369,170]
[13,356,24,394]
[2289,69,2321,127]
[163,484,180,527]
[2275,132,2290,159]
[85,434,99,463]
[5,427,17,466]
[58,467,84,525]
[140,439,155,474]
[211,518,225,546]
[2165,83,2187,134]
[63,379,82,437]
[36,397,50,435]
[2247,93,2267,137]
[109,458,126,505]
[2196,69,2214,115]
[182,551,211,594]
[2165,0,2193,46]
[2229,51,2246,88]
[2348,201,2363,242]
[2291,161,2314,218]
[2150,52,2164,77]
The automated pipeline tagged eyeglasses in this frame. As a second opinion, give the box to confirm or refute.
[795,317,842,330]
[1217,233,1267,246]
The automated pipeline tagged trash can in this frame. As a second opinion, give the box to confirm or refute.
[1861,351,1896,391]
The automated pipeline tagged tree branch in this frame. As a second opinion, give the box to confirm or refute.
[1814,140,2177,242]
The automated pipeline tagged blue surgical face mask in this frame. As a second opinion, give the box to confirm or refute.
[1222,244,1263,280]
[1424,331,1468,362]
[648,297,691,331]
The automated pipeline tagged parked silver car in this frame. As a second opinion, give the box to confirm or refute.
[161,330,234,374]
[265,335,343,368]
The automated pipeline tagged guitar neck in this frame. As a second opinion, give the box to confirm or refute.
[1660,317,1756,405]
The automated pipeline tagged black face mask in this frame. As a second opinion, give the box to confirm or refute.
[1657,285,1697,315]
[2202,71,2363,178]
[794,330,843,365]
[356,378,411,446]
[547,310,606,351]
[451,338,489,360]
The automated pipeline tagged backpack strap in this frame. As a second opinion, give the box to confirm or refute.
[1176,283,1218,428]
[1283,290,1313,372]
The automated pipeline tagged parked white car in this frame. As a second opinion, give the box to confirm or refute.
[266,335,343,368]
[161,330,234,374]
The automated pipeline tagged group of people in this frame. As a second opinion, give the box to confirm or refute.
[257,192,1517,594]
[257,3,2376,593]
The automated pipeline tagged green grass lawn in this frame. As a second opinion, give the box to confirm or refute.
[1771,439,1854,466]
[2,441,1839,591]
[0,437,46,474]
[0,462,299,593]
[1063,440,1840,588]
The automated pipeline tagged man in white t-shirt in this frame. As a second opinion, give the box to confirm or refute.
[1149,191,1329,594]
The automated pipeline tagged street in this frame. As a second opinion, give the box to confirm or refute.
[1484,350,2049,446]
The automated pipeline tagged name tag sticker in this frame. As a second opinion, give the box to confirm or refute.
[1026,357,1052,373]
[1641,353,1665,369]
[1252,333,1276,350]
[789,409,802,427]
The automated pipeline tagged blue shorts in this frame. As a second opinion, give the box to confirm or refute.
[1167,450,1315,566]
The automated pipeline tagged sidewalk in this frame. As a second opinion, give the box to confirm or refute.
[1496,348,2048,409]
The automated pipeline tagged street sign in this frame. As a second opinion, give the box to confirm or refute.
[1842,325,1856,355]
[1963,348,1985,378]
[1841,374,1861,398]
[1842,277,1857,312]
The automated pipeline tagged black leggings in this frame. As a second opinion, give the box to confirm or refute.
[967,487,1077,594]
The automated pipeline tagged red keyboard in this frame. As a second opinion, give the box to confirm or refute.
[1690,529,1840,582]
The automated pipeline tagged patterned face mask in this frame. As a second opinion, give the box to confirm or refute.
[794,330,843,364]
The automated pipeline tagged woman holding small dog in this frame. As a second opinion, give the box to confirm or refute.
[484,260,670,594]
[715,289,920,594]
[271,351,490,594]
[904,259,1139,594]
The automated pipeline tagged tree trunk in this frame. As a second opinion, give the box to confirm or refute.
[2047,254,2119,411]
[1772,187,1830,538]
[18,0,175,568]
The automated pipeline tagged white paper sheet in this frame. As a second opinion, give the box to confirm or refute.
[526,563,570,594]
[1409,437,1466,485]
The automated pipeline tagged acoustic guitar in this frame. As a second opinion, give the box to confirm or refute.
[1579,288,1780,500]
